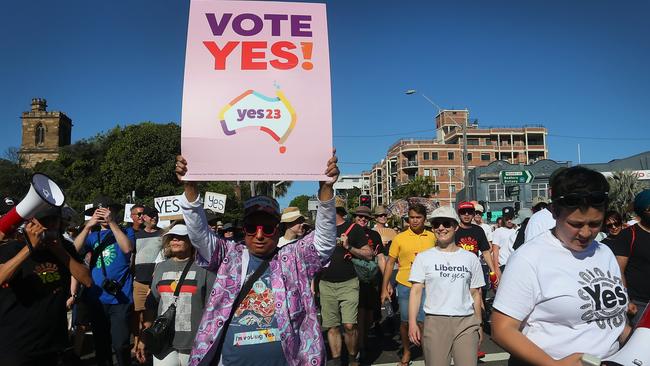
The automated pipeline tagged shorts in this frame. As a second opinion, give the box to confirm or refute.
[397,283,425,323]
[319,277,359,328]
[133,281,151,312]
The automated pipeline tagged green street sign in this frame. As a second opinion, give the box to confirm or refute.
[500,170,534,184]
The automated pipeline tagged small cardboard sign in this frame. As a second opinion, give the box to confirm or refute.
[154,195,184,221]
[204,192,227,214]
[123,203,135,223]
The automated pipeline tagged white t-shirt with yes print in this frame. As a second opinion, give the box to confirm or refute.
[493,230,628,360]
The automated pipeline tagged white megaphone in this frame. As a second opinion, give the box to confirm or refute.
[0,173,65,240]
[583,306,650,366]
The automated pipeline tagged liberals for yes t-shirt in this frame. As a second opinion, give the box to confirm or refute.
[409,247,485,316]
[493,230,628,360]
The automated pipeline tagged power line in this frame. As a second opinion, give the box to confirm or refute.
[334,129,435,138]
[548,134,650,141]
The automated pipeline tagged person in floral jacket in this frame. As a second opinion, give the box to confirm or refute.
[174,153,339,366]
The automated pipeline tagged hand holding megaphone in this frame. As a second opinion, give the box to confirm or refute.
[0,173,65,241]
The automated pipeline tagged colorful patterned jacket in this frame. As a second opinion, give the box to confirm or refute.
[179,194,336,366]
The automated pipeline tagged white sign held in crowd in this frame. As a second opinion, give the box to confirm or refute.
[123,203,134,223]
[84,203,94,221]
[154,195,184,220]
[204,192,227,214]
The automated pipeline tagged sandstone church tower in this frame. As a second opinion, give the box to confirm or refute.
[18,98,72,168]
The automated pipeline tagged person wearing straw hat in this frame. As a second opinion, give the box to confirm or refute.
[408,206,485,366]
[136,223,215,365]
[278,207,306,248]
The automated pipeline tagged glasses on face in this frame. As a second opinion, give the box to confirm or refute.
[355,215,369,220]
[375,214,387,218]
[134,212,144,217]
[605,222,621,229]
[458,209,475,216]
[431,219,455,229]
[554,192,608,208]
[243,224,278,237]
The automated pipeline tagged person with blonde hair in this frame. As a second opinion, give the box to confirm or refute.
[136,223,215,365]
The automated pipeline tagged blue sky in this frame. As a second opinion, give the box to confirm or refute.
[2,0,649,208]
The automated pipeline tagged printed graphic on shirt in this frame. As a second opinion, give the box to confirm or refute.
[157,270,198,332]
[577,267,627,329]
[231,270,280,346]
[435,263,470,283]
[457,236,479,255]
[34,262,61,284]
[93,243,117,268]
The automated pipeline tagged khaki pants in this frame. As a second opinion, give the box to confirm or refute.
[422,314,480,366]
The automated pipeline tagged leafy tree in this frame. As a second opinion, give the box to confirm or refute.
[344,187,362,210]
[607,171,649,219]
[393,176,439,200]
[0,159,30,200]
[288,194,311,215]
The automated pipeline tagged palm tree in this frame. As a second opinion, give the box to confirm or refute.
[252,181,293,198]
[607,171,648,219]
[393,176,438,200]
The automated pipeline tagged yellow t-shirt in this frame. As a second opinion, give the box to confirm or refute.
[389,228,436,287]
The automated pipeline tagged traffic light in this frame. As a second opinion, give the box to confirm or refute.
[359,195,371,208]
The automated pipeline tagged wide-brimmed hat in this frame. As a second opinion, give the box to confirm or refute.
[281,207,305,223]
[335,196,347,214]
[373,205,388,216]
[83,196,122,216]
[474,203,485,213]
[429,206,461,225]
[222,223,234,231]
[532,196,549,208]
[244,196,281,220]
[163,224,188,237]
[513,208,533,225]
[352,206,372,218]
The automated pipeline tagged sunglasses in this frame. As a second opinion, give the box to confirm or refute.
[458,209,475,216]
[605,222,621,229]
[431,219,456,229]
[243,224,278,237]
[375,214,387,218]
[554,192,608,208]
[134,212,144,217]
[355,215,369,220]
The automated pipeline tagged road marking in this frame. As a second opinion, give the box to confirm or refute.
[372,352,510,365]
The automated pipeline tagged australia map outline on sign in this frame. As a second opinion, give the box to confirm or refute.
[218,87,296,154]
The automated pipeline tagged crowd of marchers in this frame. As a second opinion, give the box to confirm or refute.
[1,158,649,366]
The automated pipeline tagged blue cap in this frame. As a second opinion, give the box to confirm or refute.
[634,189,650,216]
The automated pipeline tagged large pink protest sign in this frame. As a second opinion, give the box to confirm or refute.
[181,0,332,181]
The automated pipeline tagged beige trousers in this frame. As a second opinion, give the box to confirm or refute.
[422,314,480,366]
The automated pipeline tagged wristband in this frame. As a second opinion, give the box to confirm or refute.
[22,232,34,254]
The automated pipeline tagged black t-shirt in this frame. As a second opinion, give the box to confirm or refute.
[319,221,368,283]
[365,229,385,257]
[613,224,650,302]
[0,239,80,357]
[455,224,491,256]
[600,234,619,253]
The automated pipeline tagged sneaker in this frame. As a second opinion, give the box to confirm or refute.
[326,357,342,366]
[477,350,486,359]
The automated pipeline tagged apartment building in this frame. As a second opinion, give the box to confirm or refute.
[367,109,548,207]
